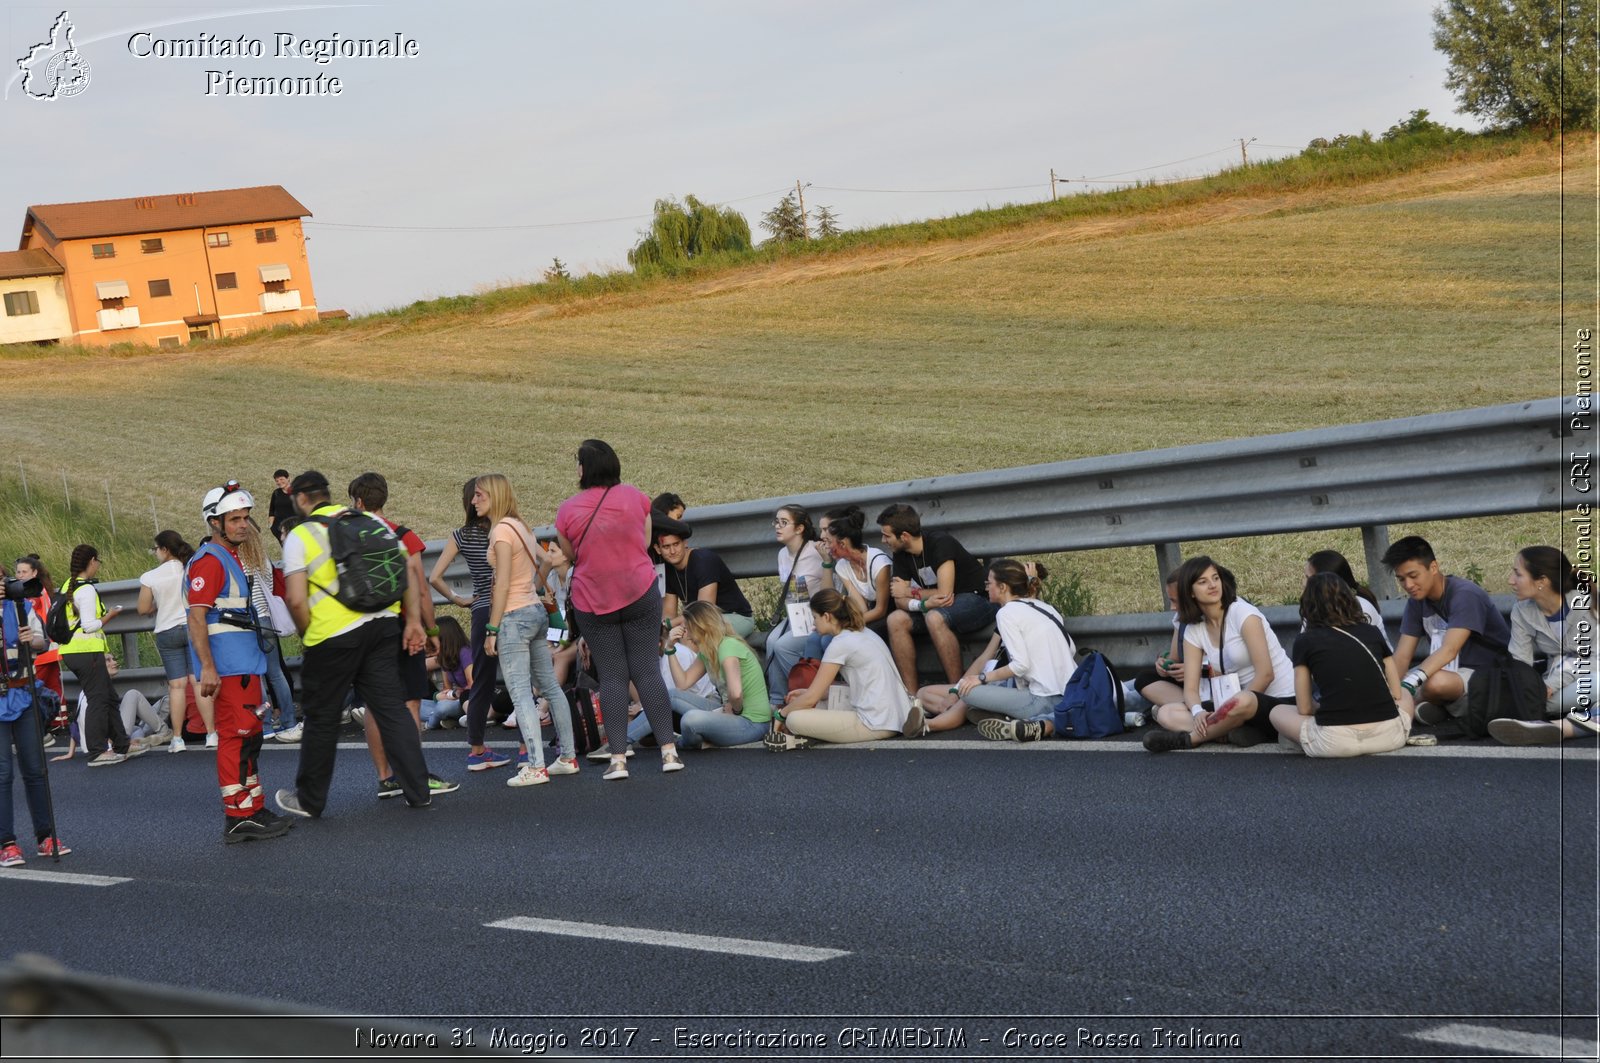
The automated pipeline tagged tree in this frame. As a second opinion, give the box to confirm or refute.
[627,195,752,273]
[760,193,807,243]
[813,205,842,239]
[543,257,571,283]
[1432,0,1597,131]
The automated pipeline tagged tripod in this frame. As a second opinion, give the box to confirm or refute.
[4,598,62,862]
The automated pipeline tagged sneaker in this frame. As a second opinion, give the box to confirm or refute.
[902,700,929,738]
[977,718,1046,743]
[224,811,292,844]
[516,750,529,766]
[350,706,367,726]
[1487,718,1563,746]
[602,758,629,781]
[1414,701,1449,726]
[438,715,459,729]
[661,750,685,773]
[42,733,55,748]
[274,723,303,743]
[763,730,812,752]
[427,773,460,795]
[275,789,314,818]
[547,755,580,776]
[36,837,70,858]
[587,746,633,762]
[466,749,511,771]
[122,743,147,759]
[169,736,187,754]
[147,726,173,747]
[1567,710,1600,737]
[501,715,518,729]
[0,842,23,867]
[87,751,126,767]
[1142,729,1193,753]
[507,764,549,787]
[1226,723,1267,748]
[204,731,219,750]
[377,776,404,800]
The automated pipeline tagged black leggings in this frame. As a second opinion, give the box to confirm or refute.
[465,607,500,747]
[574,584,674,754]
[63,650,127,755]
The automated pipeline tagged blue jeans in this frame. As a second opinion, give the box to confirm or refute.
[0,703,53,846]
[498,604,573,767]
[679,707,768,749]
[263,635,296,728]
[765,619,812,707]
[908,591,998,636]
[626,688,720,744]
[420,697,464,729]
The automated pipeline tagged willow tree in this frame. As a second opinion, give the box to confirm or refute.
[627,195,752,273]
[1432,0,1597,130]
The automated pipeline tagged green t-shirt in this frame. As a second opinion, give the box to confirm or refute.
[706,636,772,724]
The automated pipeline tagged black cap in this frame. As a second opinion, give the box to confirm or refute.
[652,513,692,542]
[289,470,330,495]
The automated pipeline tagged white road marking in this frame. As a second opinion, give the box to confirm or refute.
[486,916,850,962]
[0,868,131,886]
[1411,1022,1600,1058]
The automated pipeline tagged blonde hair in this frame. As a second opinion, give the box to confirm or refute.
[682,601,741,671]
[235,522,270,577]
[474,472,522,525]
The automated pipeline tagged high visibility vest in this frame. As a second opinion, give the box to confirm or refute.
[185,543,268,678]
[59,580,108,655]
[290,503,400,648]
[30,592,59,665]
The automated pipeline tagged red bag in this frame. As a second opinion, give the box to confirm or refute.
[787,658,821,695]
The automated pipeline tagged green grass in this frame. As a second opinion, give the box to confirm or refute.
[1,133,1583,615]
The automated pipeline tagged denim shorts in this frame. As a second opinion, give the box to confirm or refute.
[155,624,190,681]
[907,591,997,636]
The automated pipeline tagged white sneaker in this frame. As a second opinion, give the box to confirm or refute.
[204,732,219,750]
[274,723,303,743]
[546,756,580,776]
[507,764,549,787]
[168,737,187,754]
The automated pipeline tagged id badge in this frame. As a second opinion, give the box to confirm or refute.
[785,601,816,637]
[917,565,937,585]
[1208,672,1241,706]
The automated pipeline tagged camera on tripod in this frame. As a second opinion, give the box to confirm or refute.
[3,575,40,603]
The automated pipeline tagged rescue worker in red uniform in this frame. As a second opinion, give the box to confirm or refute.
[186,482,292,844]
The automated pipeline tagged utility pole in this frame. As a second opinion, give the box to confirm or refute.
[1050,168,1059,201]
[795,180,809,240]
[1238,137,1256,166]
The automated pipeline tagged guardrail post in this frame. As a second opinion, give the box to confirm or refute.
[1361,525,1397,599]
[121,632,141,667]
[1153,542,1182,603]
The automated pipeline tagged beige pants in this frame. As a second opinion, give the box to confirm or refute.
[1299,712,1411,758]
[785,708,896,745]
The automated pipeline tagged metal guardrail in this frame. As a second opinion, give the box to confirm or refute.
[63,397,1580,699]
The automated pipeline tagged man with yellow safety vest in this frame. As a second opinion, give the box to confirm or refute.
[275,470,440,817]
[187,482,292,844]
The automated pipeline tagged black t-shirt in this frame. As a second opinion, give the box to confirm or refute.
[667,547,751,617]
[890,530,985,596]
[268,488,296,533]
[1290,622,1397,727]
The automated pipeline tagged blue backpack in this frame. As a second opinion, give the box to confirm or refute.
[1053,651,1124,740]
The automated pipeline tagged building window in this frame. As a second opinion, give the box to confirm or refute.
[216,272,237,290]
[206,232,231,248]
[255,227,277,243]
[189,327,212,342]
[3,291,40,317]
[91,243,115,259]
[158,336,181,349]
[263,279,287,294]
[141,238,164,254]
[148,279,172,298]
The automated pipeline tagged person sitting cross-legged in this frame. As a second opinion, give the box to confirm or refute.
[876,503,996,694]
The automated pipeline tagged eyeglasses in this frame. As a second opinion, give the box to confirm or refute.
[772,519,794,527]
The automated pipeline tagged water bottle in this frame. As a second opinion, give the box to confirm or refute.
[1124,710,1147,729]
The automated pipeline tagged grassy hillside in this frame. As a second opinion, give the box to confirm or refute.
[2,133,1587,613]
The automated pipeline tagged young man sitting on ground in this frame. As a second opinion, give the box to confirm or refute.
[876,503,997,693]
[1384,535,1512,724]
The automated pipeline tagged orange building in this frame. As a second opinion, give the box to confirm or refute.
[18,185,319,347]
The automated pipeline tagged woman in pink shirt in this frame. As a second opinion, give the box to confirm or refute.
[556,440,681,781]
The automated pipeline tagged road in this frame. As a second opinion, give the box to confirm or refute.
[1,728,1596,1061]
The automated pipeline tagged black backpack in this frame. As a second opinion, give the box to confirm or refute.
[1460,656,1547,738]
[305,511,408,613]
[44,584,80,646]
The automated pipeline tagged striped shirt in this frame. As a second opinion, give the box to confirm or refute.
[453,524,493,611]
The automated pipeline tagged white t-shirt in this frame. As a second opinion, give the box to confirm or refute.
[1298,596,1391,651]
[821,628,910,732]
[138,560,189,633]
[995,599,1077,698]
[778,541,827,599]
[1182,600,1296,699]
[832,547,891,605]
[662,643,719,700]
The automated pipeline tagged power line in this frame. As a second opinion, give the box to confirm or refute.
[810,183,1043,194]
[303,187,793,234]
[1080,144,1238,181]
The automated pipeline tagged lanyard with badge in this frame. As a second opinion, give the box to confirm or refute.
[1207,605,1242,705]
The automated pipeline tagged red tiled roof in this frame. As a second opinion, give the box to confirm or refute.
[0,247,64,280]
[23,185,311,242]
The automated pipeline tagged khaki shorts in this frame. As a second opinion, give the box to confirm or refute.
[1299,712,1411,758]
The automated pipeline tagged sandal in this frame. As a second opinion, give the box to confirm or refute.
[763,730,812,752]
[603,756,629,781]
[661,749,684,773]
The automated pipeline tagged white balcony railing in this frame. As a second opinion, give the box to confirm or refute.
[260,290,302,313]
[96,306,141,331]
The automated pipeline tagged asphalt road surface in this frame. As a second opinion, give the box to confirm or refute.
[1,727,1595,1061]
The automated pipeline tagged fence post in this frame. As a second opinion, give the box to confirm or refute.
[18,461,26,501]
[151,495,159,534]
[61,471,70,510]
[104,480,116,535]
[1153,542,1183,605]
[121,632,140,667]
[1361,525,1397,599]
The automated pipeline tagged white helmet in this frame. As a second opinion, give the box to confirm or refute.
[202,480,254,522]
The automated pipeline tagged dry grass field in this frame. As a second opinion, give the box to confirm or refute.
[2,135,1589,612]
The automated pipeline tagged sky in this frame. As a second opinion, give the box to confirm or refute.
[1,0,1473,314]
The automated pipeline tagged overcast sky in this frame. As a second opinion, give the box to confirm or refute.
[2,0,1470,314]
